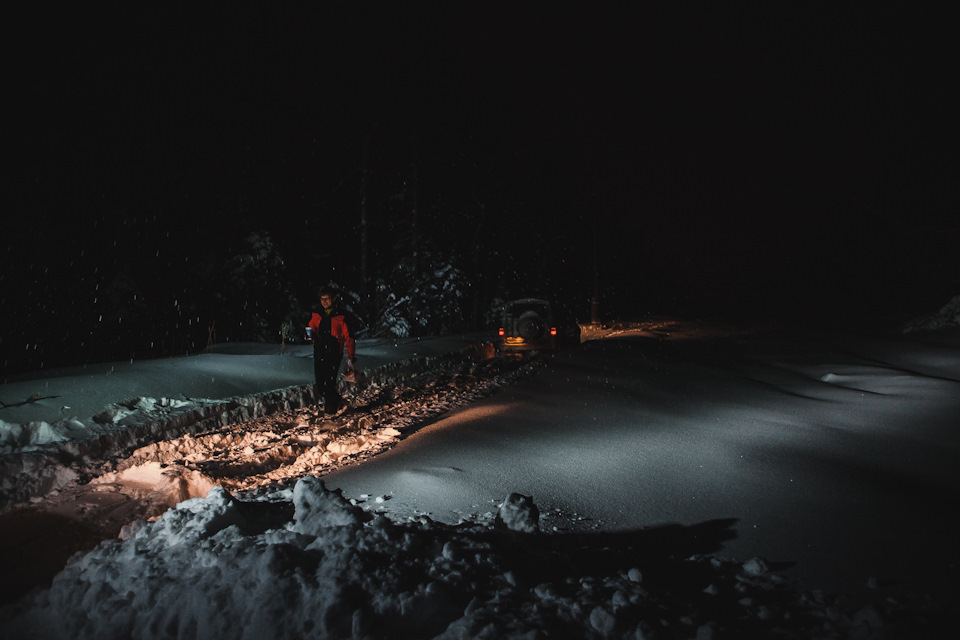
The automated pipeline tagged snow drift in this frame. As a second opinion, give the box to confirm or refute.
[1,477,927,639]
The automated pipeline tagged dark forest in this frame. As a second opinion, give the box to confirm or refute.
[4,5,956,376]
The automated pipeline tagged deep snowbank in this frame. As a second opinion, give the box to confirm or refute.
[2,477,931,639]
[0,385,316,511]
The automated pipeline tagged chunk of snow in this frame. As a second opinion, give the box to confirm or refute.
[496,492,540,533]
[292,476,370,534]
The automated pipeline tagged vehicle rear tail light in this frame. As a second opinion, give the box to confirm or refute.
[498,327,505,336]
[550,327,557,336]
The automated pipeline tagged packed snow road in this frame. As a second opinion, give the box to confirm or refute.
[324,323,960,603]
[100,350,536,504]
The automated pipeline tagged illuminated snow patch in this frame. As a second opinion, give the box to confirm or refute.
[92,461,217,511]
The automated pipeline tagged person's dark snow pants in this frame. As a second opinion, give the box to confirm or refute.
[313,347,342,413]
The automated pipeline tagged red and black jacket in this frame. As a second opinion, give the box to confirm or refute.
[308,308,356,360]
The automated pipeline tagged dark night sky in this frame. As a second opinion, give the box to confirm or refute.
[6,4,958,328]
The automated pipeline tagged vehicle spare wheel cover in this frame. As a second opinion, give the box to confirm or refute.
[519,310,545,339]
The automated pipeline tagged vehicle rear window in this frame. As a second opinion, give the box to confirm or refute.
[507,303,549,316]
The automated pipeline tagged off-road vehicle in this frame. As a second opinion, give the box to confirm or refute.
[497,298,581,353]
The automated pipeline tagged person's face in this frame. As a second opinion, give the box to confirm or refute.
[320,294,334,309]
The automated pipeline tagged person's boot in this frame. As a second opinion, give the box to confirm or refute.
[324,396,340,416]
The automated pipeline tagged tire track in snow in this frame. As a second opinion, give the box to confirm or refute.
[122,354,542,495]
[28,353,544,534]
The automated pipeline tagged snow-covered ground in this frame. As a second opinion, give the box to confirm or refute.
[1,301,958,638]
[0,334,494,510]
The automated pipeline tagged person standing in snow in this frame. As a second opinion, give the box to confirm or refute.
[306,287,357,414]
